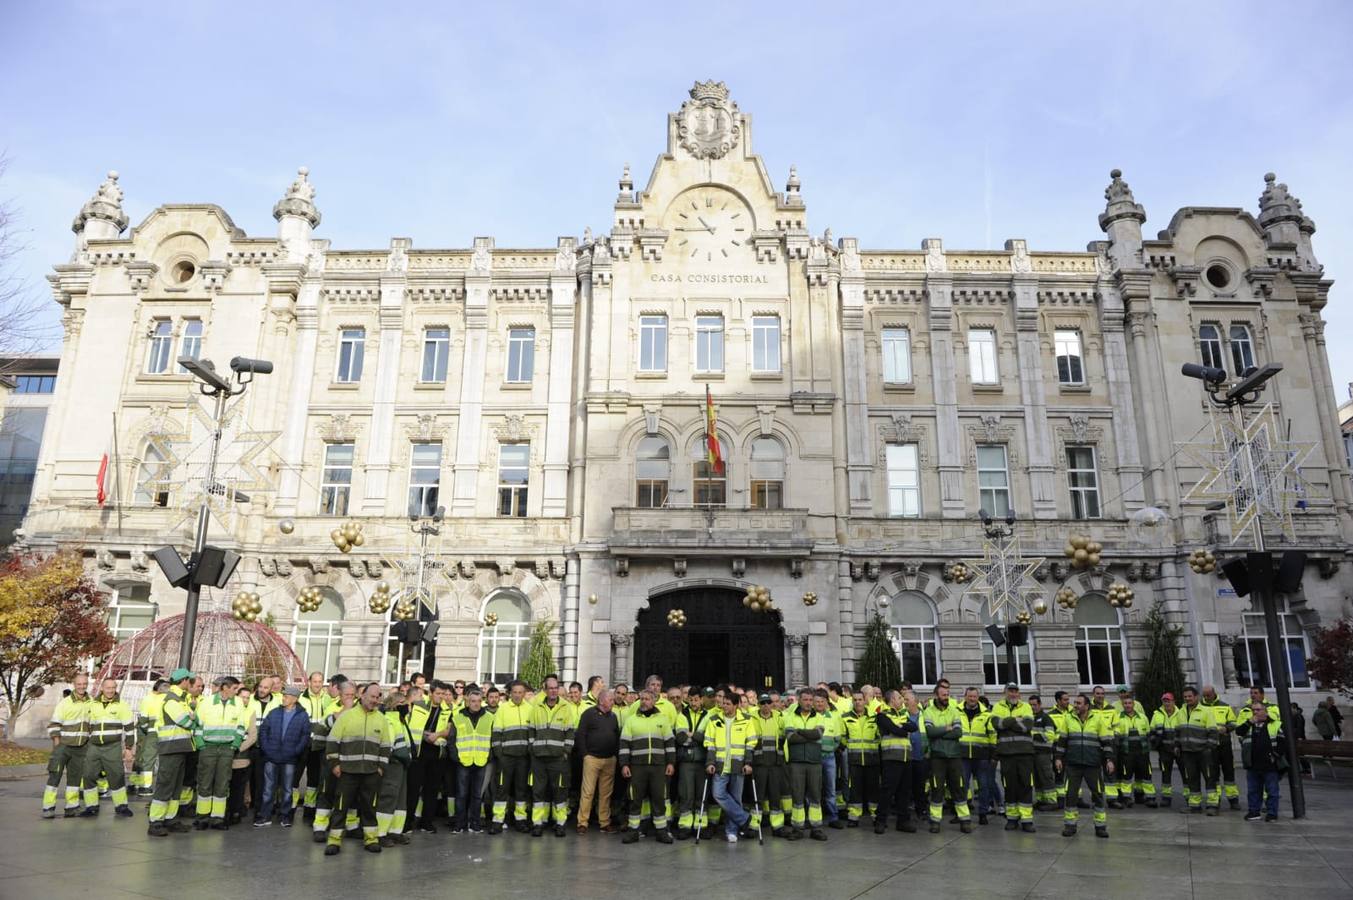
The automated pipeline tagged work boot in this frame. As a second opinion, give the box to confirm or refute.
[115,805,134,818]
[1206,807,1219,817]
[41,809,55,820]
[978,814,989,825]
[364,842,382,853]
[809,828,827,841]
[1004,819,1019,831]
[554,824,566,838]
[193,819,210,831]
[1062,824,1076,837]
[324,845,340,856]
[1264,813,1278,822]
[846,819,859,828]
[168,820,191,833]
[63,810,80,819]
[673,826,691,840]
[531,824,543,837]
[488,823,503,834]
[898,821,917,834]
[78,807,99,818]
[1229,798,1240,810]
[393,832,411,844]
[1108,800,1122,810]
[873,820,887,835]
[210,820,228,831]
[1020,822,1036,833]
[655,830,673,844]
[928,821,941,834]
[147,822,169,837]
[829,819,845,830]
[784,827,803,841]
[1095,825,1109,839]
[379,835,395,848]
[959,822,974,834]
[622,830,640,844]
[312,830,327,843]
[1146,798,1159,808]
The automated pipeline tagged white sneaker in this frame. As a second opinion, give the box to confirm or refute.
[726,833,738,843]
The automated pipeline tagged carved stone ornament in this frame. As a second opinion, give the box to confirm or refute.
[492,414,537,444]
[554,237,577,273]
[676,81,741,160]
[470,238,492,274]
[611,633,633,649]
[404,414,441,443]
[673,558,687,578]
[96,550,115,570]
[966,418,1019,466]
[839,238,862,275]
[923,239,947,273]
[615,557,629,577]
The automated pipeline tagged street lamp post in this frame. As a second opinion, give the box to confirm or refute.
[1181,361,1305,818]
[981,511,1021,682]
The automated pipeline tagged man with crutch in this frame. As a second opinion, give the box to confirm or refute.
[702,692,756,844]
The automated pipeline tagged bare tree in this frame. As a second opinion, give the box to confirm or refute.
[0,155,60,375]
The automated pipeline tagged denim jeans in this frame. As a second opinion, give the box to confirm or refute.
[260,761,296,822]
[821,753,839,822]
[1246,769,1280,817]
[712,773,749,836]
[456,764,487,829]
[963,759,997,815]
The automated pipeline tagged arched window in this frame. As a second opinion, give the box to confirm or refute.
[1199,324,1225,373]
[749,437,785,510]
[1075,594,1128,687]
[292,587,344,679]
[133,442,170,507]
[887,592,940,688]
[478,591,532,684]
[692,436,727,508]
[384,594,437,685]
[635,436,670,508]
[1234,596,1311,689]
[981,608,1035,688]
[106,583,155,642]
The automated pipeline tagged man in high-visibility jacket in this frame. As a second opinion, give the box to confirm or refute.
[529,675,577,837]
[1150,692,1185,806]
[842,691,880,828]
[489,679,534,833]
[1048,691,1072,807]
[324,682,390,855]
[703,693,756,843]
[1178,686,1221,814]
[874,689,919,834]
[748,692,788,835]
[813,689,847,828]
[131,680,166,796]
[1055,692,1115,838]
[1089,686,1120,804]
[783,687,829,841]
[81,677,136,818]
[295,671,333,820]
[1113,694,1155,808]
[42,672,92,818]
[1029,694,1058,810]
[619,688,675,843]
[924,680,971,833]
[193,676,246,830]
[959,686,995,825]
[452,686,493,833]
[1201,685,1240,809]
[1236,702,1284,821]
[147,669,198,836]
[991,683,1037,832]
[312,681,356,842]
[672,688,710,838]
[376,689,413,847]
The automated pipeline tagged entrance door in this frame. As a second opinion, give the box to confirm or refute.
[633,588,785,689]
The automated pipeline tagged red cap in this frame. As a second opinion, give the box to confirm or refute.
[1160,692,1175,702]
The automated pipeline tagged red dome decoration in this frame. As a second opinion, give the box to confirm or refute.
[98,611,304,686]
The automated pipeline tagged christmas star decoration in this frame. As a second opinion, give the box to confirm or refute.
[962,533,1044,622]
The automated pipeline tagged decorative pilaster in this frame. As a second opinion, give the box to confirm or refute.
[452,237,493,517]
[543,238,577,517]
[924,241,964,518]
[786,633,810,688]
[1010,261,1056,518]
[274,264,323,516]
[362,239,409,515]
[609,632,632,685]
[839,238,872,514]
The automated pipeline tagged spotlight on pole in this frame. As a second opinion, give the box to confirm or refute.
[1226,362,1283,403]
[178,357,232,393]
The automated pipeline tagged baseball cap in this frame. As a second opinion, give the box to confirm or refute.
[1004,682,1019,691]
[283,685,302,697]
[170,667,194,682]
[702,687,716,696]
[758,693,771,704]
[1116,685,1130,693]
[1160,692,1175,702]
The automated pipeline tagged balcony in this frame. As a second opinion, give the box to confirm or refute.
[609,505,819,556]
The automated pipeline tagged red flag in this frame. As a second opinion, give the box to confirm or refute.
[96,451,110,506]
[705,384,723,475]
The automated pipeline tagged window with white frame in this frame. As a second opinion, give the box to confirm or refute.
[1075,594,1127,687]
[1233,597,1312,689]
[639,315,668,372]
[749,436,785,510]
[888,592,940,688]
[106,584,155,642]
[1066,446,1101,519]
[477,592,532,684]
[133,442,170,507]
[695,315,724,373]
[146,320,174,375]
[882,327,912,384]
[635,436,670,508]
[981,609,1035,688]
[1054,329,1084,385]
[885,443,921,517]
[384,602,431,685]
[692,435,727,507]
[968,328,999,384]
[751,316,781,373]
[506,327,535,383]
[336,327,365,383]
[421,327,449,383]
[497,443,529,517]
[977,445,1011,518]
[292,588,344,678]
[407,442,441,518]
[1229,324,1255,375]
[177,320,203,374]
[1199,324,1225,373]
[320,443,354,516]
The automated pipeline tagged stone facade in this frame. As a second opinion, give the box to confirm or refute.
[21,83,1353,725]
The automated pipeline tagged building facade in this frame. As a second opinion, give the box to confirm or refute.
[21,83,1353,725]
[0,355,59,545]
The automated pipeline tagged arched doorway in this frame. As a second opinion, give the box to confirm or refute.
[634,587,785,689]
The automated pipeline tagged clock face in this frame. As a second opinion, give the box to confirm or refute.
[665,188,750,262]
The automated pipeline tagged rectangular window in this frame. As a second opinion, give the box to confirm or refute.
[336,328,365,383]
[320,443,354,516]
[1229,324,1255,375]
[421,327,449,383]
[751,315,781,373]
[639,315,668,373]
[106,585,155,643]
[977,445,1011,519]
[1054,329,1084,385]
[146,320,173,374]
[882,328,912,384]
[983,639,1034,689]
[636,479,668,508]
[13,375,55,393]
[407,442,441,518]
[1066,446,1101,519]
[968,328,998,384]
[886,443,921,517]
[177,320,203,374]
[695,315,724,373]
[750,481,783,510]
[1199,325,1225,372]
[506,328,535,383]
[497,443,529,517]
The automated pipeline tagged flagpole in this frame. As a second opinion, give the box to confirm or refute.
[111,412,123,535]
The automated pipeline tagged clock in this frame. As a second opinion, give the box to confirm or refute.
[665,188,751,262]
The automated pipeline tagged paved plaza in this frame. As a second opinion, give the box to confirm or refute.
[2,768,1351,900]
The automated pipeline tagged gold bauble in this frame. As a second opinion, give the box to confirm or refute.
[1064,544,1076,558]
[352,532,365,547]
[743,595,752,607]
[484,612,499,626]
[1087,553,1101,567]
[1033,599,1049,615]
[330,529,343,544]
[1073,548,1089,563]
[278,518,295,535]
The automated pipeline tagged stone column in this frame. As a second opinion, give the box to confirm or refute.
[924,244,964,518]
[561,556,579,682]
[1096,275,1146,510]
[543,239,577,518]
[839,240,872,515]
[609,632,632,685]
[787,633,810,687]
[838,558,856,682]
[363,241,409,515]
[275,288,321,516]
[451,238,492,517]
[1218,634,1239,689]
[1011,268,1056,518]
[1122,298,1169,505]
[1299,310,1351,509]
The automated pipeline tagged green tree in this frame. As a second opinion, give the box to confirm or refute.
[519,619,557,689]
[1134,600,1186,716]
[856,612,901,693]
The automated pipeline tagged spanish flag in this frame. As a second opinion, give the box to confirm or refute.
[705,384,723,474]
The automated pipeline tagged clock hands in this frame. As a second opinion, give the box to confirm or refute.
[697,216,715,233]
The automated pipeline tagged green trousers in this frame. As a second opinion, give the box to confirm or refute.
[626,764,669,830]
[194,744,235,820]
[788,761,823,828]
[376,760,408,837]
[148,752,188,823]
[531,757,570,826]
[83,742,129,808]
[41,743,88,813]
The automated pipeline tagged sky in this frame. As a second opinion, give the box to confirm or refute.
[3,2,1352,400]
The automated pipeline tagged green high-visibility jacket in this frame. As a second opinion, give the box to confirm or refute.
[783,709,826,764]
[156,686,197,755]
[749,710,784,767]
[1114,706,1152,755]
[88,696,135,749]
[990,699,1035,756]
[922,699,965,759]
[618,707,675,767]
[491,700,533,758]
[875,708,917,762]
[326,706,390,774]
[673,705,710,764]
[842,711,880,767]
[703,713,756,774]
[529,698,578,759]
[1056,710,1115,767]
[1177,704,1219,753]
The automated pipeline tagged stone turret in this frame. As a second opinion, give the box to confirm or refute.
[1098,168,1146,269]
[273,166,321,263]
[71,170,129,257]
[1258,172,1320,271]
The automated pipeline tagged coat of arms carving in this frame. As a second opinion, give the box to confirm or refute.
[677,81,741,160]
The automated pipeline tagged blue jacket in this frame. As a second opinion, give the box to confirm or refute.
[258,705,311,764]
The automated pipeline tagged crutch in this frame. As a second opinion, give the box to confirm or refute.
[749,774,764,845]
[694,774,710,844]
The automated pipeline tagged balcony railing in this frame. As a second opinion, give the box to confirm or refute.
[609,505,819,555]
